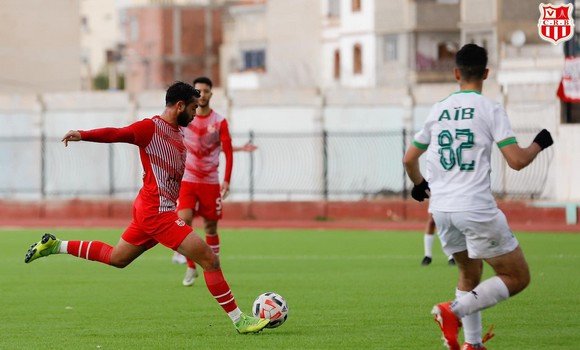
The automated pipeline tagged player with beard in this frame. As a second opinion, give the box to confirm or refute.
[24,81,269,334]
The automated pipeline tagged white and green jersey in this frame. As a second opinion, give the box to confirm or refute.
[413,90,516,212]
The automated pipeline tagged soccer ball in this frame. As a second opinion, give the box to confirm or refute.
[252,292,289,328]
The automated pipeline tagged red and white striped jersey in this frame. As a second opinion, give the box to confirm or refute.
[181,110,233,184]
[79,116,186,216]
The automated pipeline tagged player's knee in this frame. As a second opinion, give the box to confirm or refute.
[109,258,131,269]
[204,220,218,234]
[203,252,221,271]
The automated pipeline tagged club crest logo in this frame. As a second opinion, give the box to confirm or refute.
[538,3,575,45]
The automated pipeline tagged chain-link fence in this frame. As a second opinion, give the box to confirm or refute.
[0,128,552,200]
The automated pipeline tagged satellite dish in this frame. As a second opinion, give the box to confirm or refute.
[511,30,526,47]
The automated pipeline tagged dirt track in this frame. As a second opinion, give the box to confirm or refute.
[1,218,579,233]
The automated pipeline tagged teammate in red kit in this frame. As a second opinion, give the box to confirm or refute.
[174,76,243,287]
[171,140,257,267]
[421,214,456,266]
[24,81,269,334]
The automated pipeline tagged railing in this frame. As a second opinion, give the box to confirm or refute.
[0,129,552,201]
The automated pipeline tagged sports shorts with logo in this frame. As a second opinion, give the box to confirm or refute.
[177,181,222,220]
[431,207,519,259]
[122,208,192,251]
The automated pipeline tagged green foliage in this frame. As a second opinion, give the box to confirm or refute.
[93,73,109,91]
[92,73,125,91]
[2,228,579,349]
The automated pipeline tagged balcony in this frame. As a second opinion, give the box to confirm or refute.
[227,70,266,90]
[414,53,456,83]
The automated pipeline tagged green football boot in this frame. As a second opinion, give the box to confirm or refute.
[24,233,61,263]
[234,313,270,334]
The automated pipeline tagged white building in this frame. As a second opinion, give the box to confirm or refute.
[80,0,122,90]
[321,0,461,89]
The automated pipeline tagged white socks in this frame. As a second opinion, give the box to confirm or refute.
[228,308,243,323]
[59,241,68,254]
[424,234,434,257]
[452,276,510,318]
[456,289,482,345]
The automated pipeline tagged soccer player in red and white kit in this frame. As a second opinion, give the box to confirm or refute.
[175,76,238,287]
[24,81,269,334]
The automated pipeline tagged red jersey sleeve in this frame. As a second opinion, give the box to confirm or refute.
[79,119,155,148]
[219,119,233,183]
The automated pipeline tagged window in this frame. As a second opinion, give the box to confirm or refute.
[242,49,266,71]
[129,16,139,42]
[353,44,362,74]
[328,0,340,18]
[81,16,89,33]
[333,49,341,79]
[352,0,361,12]
[383,34,398,61]
[437,42,457,60]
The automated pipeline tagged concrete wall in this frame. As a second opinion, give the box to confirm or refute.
[375,0,411,33]
[0,0,81,93]
[264,0,322,88]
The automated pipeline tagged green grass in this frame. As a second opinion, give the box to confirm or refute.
[2,228,579,349]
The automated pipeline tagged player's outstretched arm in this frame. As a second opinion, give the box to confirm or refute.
[61,120,155,147]
[500,129,553,171]
[62,130,82,147]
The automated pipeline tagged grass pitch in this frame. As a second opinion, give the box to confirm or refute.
[2,228,579,349]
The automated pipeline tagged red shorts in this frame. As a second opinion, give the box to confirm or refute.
[177,181,223,221]
[121,210,192,250]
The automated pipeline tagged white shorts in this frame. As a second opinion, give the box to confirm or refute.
[431,207,519,259]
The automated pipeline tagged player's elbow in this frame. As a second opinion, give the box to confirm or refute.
[506,158,527,171]
[402,154,414,169]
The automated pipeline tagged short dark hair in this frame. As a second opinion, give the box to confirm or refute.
[165,81,200,106]
[192,76,213,89]
[455,44,488,81]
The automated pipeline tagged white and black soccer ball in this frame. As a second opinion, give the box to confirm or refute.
[252,292,289,328]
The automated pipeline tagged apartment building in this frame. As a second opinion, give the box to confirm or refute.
[122,1,225,93]
[322,0,461,88]
[221,0,461,90]
[221,0,321,90]
[80,0,123,90]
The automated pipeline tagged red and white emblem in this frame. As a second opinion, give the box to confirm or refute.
[538,3,575,45]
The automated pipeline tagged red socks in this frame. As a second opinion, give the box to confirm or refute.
[204,269,238,313]
[206,234,220,254]
[66,240,113,265]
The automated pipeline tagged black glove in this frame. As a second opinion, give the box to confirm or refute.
[533,129,553,150]
[411,179,430,202]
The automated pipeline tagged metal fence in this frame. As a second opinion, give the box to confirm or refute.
[0,128,552,200]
